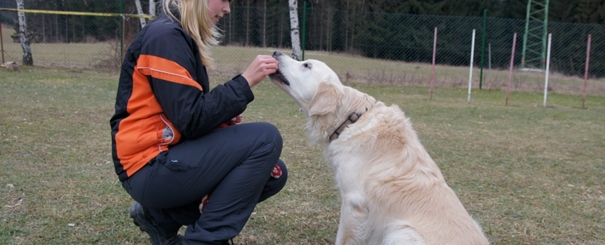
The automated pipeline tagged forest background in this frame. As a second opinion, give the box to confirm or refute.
[0,0,604,78]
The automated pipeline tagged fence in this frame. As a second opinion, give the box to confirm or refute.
[1,6,604,96]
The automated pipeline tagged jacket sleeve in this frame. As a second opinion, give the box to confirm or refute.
[140,26,254,140]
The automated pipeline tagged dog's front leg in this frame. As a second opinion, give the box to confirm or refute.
[335,193,368,245]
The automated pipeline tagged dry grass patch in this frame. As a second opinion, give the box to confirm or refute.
[2,24,604,96]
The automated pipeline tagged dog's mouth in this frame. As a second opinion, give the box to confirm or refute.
[269,70,290,86]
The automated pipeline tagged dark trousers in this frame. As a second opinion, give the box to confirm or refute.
[122,122,288,244]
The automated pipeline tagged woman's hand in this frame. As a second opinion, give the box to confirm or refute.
[226,114,243,126]
[242,55,278,87]
[218,114,243,128]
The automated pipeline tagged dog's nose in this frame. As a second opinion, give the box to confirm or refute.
[273,51,283,58]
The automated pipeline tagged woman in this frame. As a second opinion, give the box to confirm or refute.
[109,0,287,244]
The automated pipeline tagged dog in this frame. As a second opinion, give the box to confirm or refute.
[1,61,19,72]
[269,51,489,245]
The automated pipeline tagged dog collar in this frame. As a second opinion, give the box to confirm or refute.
[329,112,362,143]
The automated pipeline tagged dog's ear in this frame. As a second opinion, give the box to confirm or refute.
[308,82,339,116]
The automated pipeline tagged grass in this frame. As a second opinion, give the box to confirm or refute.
[1,64,604,244]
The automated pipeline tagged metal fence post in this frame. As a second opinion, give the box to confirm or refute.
[543,33,552,107]
[468,29,476,104]
[479,9,487,89]
[430,27,438,100]
[0,17,4,64]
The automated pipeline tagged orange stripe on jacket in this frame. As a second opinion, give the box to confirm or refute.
[137,54,203,91]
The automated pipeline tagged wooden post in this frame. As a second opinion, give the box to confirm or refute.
[506,33,517,106]
[0,18,5,64]
[582,34,592,108]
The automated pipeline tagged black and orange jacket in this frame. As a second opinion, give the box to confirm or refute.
[110,14,254,181]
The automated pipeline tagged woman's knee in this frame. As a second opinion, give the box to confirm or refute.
[250,122,283,153]
[255,122,282,142]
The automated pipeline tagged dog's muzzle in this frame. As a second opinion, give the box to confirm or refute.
[269,70,290,86]
[269,51,290,86]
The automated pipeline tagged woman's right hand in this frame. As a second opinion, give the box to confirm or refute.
[242,55,278,87]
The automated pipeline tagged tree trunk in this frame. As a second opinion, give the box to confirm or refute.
[149,0,156,17]
[134,0,147,28]
[289,0,302,60]
[16,0,33,65]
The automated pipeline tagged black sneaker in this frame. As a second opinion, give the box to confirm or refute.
[130,202,182,245]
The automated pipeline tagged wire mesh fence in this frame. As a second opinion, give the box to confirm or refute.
[1,6,604,96]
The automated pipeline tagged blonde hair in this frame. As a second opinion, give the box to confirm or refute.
[163,0,221,68]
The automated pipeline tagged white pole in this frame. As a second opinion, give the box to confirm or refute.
[430,27,438,100]
[468,29,476,104]
[543,33,552,108]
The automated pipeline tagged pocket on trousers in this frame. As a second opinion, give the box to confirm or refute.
[163,158,193,171]
[157,153,192,172]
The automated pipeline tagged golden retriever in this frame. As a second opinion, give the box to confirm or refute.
[269,51,489,245]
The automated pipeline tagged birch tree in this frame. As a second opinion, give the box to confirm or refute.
[134,0,147,28]
[288,0,302,60]
[149,0,156,17]
[16,0,33,65]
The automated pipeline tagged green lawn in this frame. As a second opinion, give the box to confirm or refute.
[1,65,604,244]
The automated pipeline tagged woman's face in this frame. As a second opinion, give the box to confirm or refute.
[207,0,231,23]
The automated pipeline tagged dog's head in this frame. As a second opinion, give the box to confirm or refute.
[269,51,344,117]
[269,51,375,144]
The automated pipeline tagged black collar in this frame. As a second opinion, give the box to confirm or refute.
[329,112,362,142]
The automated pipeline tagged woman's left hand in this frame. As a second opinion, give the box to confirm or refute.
[226,114,243,126]
[242,55,278,87]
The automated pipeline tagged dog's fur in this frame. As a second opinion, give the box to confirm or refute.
[269,51,489,245]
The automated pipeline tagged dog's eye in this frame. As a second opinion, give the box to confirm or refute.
[303,63,312,69]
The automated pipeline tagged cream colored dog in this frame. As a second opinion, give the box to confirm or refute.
[269,51,489,245]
